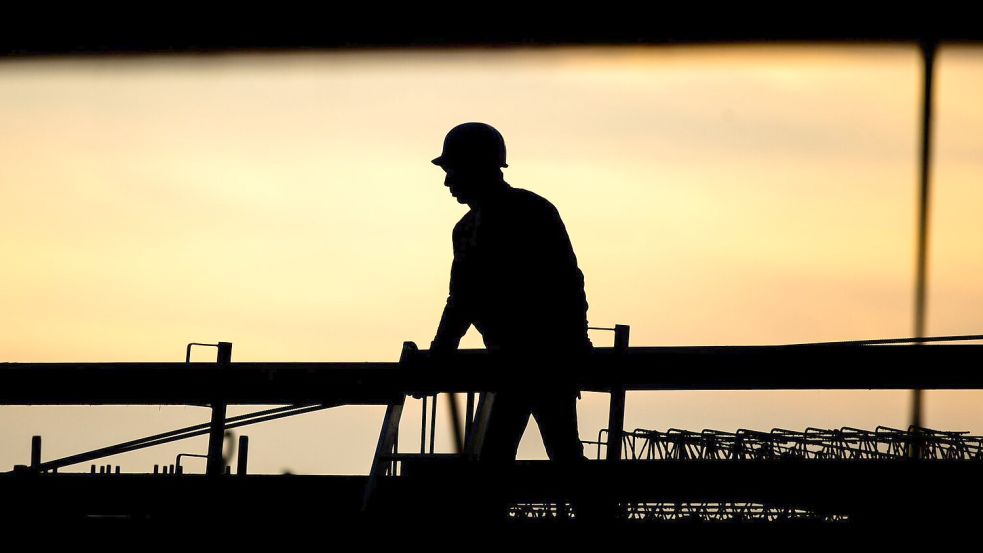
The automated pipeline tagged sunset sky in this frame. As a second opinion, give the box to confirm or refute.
[1,44,981,474]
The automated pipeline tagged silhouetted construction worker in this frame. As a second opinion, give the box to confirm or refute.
[429,122,592,464]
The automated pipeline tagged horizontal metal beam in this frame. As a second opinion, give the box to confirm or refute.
[0,361,399,405]
[3,24,983,58]
[2,344,982,405]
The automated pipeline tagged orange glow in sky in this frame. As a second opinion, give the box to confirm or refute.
[1,45,981,474]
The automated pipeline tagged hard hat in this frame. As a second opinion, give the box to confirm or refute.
[431,122,508,169]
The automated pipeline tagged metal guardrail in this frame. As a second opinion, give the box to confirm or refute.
[5,333,983,475]
[3,339,983,406]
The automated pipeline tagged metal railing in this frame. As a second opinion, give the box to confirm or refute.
[4,331,983,475]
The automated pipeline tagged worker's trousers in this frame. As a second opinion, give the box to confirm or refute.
[471,387,587,525]
[478,388,586,463]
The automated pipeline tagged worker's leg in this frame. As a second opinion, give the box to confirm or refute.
[531,389,595,522]
[473,391,531,525]
[478,390,532,464]
[531,390,586,463]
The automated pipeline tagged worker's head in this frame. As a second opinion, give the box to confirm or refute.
[432,122,508,206]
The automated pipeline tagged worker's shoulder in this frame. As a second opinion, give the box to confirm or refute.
[507,187,565,232]
[452,209,476,236]
[507,186,560,217]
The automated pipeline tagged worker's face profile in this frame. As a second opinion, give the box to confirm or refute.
[441,164,482,205]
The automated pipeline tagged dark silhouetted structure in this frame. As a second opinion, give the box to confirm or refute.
[5,28,983,541]
[430,122,592,464]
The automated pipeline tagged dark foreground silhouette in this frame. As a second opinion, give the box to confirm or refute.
[6,343,983,541]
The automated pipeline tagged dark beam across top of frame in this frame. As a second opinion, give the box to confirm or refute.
[2,21,982,58]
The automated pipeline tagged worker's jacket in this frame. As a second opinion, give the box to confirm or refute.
[432,182,592,358]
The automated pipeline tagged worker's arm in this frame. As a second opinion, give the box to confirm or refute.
[431,276,471,351]
[431,221,473,352]
[530,200,591,337]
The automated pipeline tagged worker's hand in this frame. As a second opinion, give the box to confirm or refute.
[410,342,455,400]
[428,341,456,361]
[410,342,448,400]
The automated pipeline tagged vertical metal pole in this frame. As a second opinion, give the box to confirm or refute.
[420,395,428,454]
[207,342,232,476]
[911,39,937,450]
[30,436,41,472]
[606,325,630,461]
[236,436,249,476]
[429,393,438,454]
[392,427,399,475]
[464,392,475,447]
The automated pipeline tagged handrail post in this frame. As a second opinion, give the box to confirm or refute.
[30,435,42,473]
[206,342,232,477]
[236,435,249,476]
[606,325,630,461]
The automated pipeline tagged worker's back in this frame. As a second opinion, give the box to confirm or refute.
[450,183,592,353]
